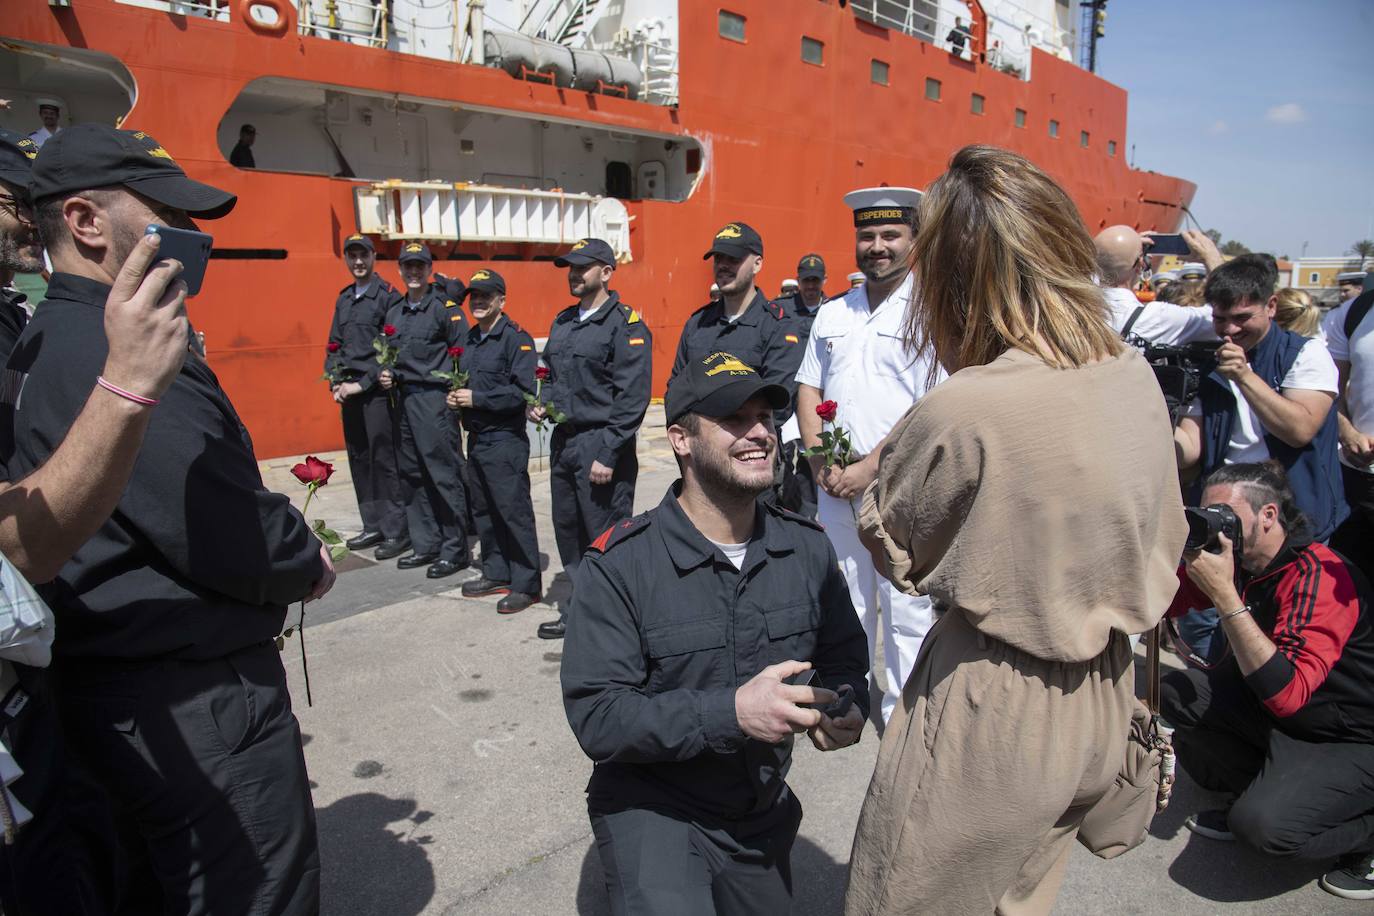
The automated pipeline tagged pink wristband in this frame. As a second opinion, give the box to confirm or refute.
[96,376,159,407]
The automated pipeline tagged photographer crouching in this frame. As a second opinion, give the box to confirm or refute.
[1162,462,1374,901]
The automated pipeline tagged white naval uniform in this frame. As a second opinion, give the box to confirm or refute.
[795,271,942,724]
[26,127,57,149]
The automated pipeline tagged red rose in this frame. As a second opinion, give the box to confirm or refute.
[448,346,464,359]
[290,455,334,487]
[535,366,550,381]
[326,342,341,353]
[816,400,838,423]
[382,324,397,337]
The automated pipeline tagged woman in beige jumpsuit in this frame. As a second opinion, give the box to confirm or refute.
[844,146,1187,915]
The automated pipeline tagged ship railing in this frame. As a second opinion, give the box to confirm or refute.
[353,180,633,261]
[295,0,391,48]
[114,0,230,22]
[613,33,678,107]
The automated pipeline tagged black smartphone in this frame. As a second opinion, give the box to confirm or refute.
[145,224,213,297]
[1145,233,1191,257]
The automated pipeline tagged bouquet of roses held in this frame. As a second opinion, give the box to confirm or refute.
[430,345,470,390]
[321,341,346,386]
[279,456,350,706]
[804,400,856,467]
[373,324,399,406]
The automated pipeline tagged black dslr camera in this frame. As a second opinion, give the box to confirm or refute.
[1184,504,1242,555]
[1129,338,1223,426]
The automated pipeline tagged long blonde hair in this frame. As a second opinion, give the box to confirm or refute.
[903,145,1123,381]
[1274,287,1321,338]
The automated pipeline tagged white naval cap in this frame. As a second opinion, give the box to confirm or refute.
[781,278,798,290]
[847,272,865,285]
[1177,262,1207,279]
[1152,270,1180,284]
[843,186,922,227]
[35,98,61,110]
[1337,271,1368,283]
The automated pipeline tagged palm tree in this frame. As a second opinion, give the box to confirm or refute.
[1350,239,1374,268]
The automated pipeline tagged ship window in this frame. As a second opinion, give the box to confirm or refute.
[1049,119,1060,138]
[871,60,890,86]
[1080,130,1090,147]
[924,78,941,101]
[1014,108,1027,128]
[719,11,746,43]
[971,93,985,115]
[1108,140,1117,157]
[802,37,824,66]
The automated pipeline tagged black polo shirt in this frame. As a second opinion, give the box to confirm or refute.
[385,285,469,387]
[561,484,870,821]
[462,315,538,436]
[541,291,652,467]
[326,274,402,393]
[671,289,804,425]
[4,273,323,661]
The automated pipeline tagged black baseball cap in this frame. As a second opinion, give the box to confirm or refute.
[463,268,506,297]
[29,124,236,219]
[554,237,615,267]
[0,129,38,190]
[797,253,825,280]
[397,241,432,264]
[664,351,789,427]
[703,222,763,260]
[343,232,374,253]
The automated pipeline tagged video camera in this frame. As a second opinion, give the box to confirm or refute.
[1183,503,1242,555]
[1128,337,1222,426]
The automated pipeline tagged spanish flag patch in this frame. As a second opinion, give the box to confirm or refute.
[520,344,533,351]
[784,334,799,343]
[628,337,645,346]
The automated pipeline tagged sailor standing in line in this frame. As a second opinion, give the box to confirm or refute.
[448,268,543,614]
[671,223,803,437]
[773,253,829,518]
[795,187,941,725]
[327,233,410,558]
[529,238,652,640]
[379,242,471,579]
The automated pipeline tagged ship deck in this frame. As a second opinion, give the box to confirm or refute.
[263,412,1347,915]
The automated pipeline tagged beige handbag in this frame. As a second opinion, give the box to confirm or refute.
[1076,623,1176,859]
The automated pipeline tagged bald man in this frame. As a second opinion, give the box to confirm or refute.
[1094,225,1215,346]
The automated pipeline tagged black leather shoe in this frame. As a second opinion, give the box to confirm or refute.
[374,537,411,561]
[426,559,469,579]
[497,592,538,614]
[346,530,384,550]
[461,577,511,598]
[537,619,566,639]
[397,552,438,570]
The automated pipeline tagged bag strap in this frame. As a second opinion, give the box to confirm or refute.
[1120,304,1147,340]
[1345,289,1374,340]
[1146,621,1162,715]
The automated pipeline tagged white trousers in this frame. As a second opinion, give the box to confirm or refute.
[818,490,933,724]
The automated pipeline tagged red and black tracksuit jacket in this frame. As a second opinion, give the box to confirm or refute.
[1168,538,1374,743]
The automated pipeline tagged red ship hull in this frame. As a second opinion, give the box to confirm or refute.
[6,0,1194,458]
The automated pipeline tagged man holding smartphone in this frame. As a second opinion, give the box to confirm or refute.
[10,124,330,915]
[562,351,869,915]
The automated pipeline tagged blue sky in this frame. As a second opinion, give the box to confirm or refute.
[1095,0,1374,259]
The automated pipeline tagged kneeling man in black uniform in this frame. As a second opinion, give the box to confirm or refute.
[561,351,870,915]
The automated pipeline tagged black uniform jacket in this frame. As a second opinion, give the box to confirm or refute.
[4,274,323,660]
[671,289,804,425]
[772,293,823,344]
[385,285,469,387]
[326,274,402,393]
[0,287,29,479]
[462,315,538,436]
[542,291,651,468]
[561,484,870,822]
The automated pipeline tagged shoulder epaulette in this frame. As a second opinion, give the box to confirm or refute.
[589,515,651,553]
[621,304,642,325]
[764,501,826,532]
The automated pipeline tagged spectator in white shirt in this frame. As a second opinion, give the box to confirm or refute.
[1324,288,1374,580]
[1093,225,1217,345]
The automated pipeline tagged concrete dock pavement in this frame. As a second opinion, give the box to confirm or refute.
[257,409,1351,914]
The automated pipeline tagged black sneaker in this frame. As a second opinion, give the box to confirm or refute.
[1184,809,1234,842]
[1320,851,1374,901]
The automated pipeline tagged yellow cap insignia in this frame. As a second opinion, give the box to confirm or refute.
[405,243,423,253]
[784,334,799,343]
[16,139,36,160]
[715,224,743,240]
[572,239,588,250]
[471,269,491,281]
[347,233,364,241]
[806,257,819,267]
[147,146,175,162]
[704,354,754,377]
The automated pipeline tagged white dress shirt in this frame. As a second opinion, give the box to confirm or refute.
[1103,285,1216,346]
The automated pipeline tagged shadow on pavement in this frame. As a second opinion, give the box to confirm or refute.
[317,791,437,915]
[1150,772,1322,903]
[572,835,847,915]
